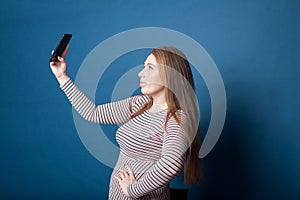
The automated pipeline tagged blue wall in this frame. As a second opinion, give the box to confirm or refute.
[0,0,299,199]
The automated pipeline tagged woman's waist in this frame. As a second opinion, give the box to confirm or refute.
[119,150,160,162]
[113,152,156,177]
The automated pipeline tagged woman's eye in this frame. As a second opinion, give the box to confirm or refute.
[143,64,154,70]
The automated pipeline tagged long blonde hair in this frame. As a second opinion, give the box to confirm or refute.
[132,46,203,185]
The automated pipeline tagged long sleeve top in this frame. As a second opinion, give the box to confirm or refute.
[60,79,187,200]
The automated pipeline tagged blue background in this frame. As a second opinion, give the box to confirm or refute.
[0,0,299,199]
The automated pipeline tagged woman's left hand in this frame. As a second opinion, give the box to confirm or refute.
[114,165,137,197]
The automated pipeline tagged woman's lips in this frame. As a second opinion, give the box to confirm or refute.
[140,81,146,86]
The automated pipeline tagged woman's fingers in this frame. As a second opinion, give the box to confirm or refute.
[119,170,129,178]
[126,166,136,181]
[115,167,136,184]
[57,56,64,62]
[114,175,120,181]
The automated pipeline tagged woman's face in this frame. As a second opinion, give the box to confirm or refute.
[138,54,164,96]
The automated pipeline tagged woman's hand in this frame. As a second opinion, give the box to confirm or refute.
[49,45,70,85]
[114,165,137,197]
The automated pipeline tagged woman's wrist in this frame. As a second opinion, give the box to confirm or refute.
[57,74,70,86]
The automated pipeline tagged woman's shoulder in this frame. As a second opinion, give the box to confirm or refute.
[169,110,186,122]
[129,95,151,112]
[165,110,187,129]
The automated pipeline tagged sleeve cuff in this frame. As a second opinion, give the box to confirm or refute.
[59,78,72,90]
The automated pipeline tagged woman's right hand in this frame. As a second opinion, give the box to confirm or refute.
[50,45,70,86]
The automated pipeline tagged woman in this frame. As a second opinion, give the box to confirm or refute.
[50,46,203,199]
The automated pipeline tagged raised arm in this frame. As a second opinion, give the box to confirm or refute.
[60,79,145,124]
[49,46,149,125]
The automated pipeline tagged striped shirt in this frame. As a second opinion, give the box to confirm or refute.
[61,79,187,200]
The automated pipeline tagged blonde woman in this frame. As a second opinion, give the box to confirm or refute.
[50,46,203,199]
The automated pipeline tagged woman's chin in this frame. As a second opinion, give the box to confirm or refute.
[141,88,149,95]
[140,84,165,95]
[141,87,155,96]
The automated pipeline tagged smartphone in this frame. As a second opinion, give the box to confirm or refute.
[49,34,72,62]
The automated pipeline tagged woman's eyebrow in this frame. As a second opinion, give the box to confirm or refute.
[144,63,156,67]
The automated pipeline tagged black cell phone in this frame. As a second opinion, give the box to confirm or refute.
[49,34,72,62]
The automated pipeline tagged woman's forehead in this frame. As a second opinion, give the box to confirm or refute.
[144,54,157,65]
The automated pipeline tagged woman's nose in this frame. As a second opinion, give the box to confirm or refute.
[138,69,144,78]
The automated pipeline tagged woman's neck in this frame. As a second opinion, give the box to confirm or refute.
[150,93,168,112]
